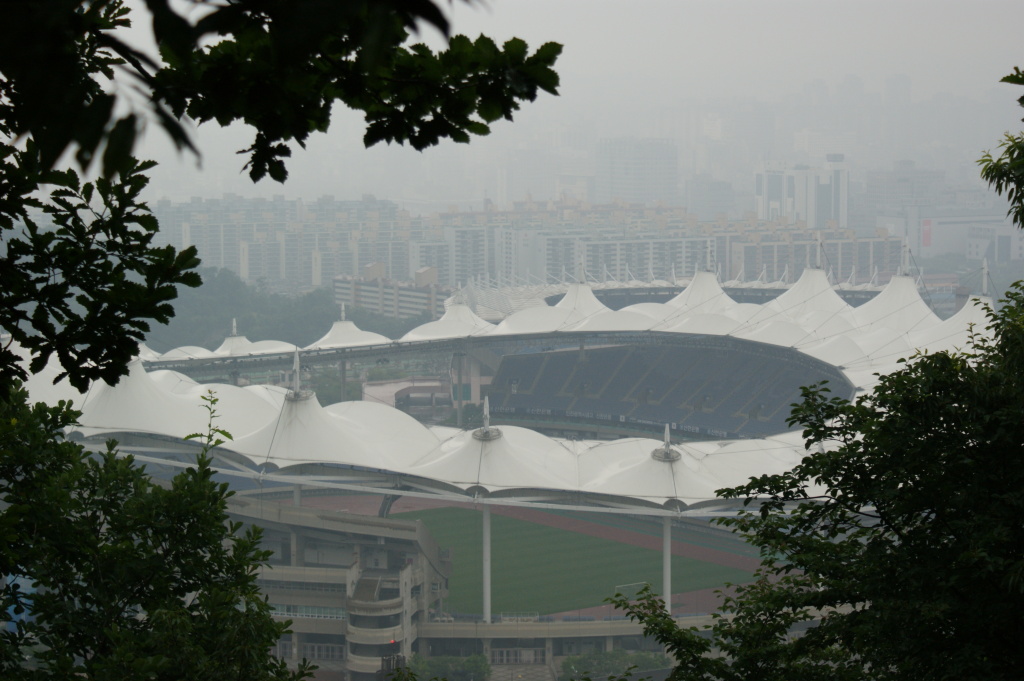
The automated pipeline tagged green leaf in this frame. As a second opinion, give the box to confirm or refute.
[478,99,504,123]
[503,37,528,63]
[102,115,139,178]
[464,121,490,136]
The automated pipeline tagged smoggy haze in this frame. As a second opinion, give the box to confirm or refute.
[137,0,1024,212]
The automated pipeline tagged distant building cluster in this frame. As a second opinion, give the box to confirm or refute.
[155,194,905,296]
[153,194,417,293]
[152,153,1020,301]
[334,270,449,320]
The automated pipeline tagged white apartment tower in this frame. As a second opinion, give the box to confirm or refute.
[755,155,849,230]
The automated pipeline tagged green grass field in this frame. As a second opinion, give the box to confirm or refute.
[391,507,753,615]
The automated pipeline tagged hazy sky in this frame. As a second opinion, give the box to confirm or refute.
[138,0,1024,207]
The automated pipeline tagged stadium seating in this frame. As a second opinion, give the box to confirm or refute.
[487,339,850,439]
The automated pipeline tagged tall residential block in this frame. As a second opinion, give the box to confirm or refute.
[755,155,849,230]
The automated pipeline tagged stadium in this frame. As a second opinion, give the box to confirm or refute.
[18,267,993,681]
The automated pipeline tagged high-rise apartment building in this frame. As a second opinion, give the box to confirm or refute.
[755,155,850,230]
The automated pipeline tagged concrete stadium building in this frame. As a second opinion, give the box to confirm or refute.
[16,268,993,681]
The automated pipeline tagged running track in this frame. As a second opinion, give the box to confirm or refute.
[299,493,760,615]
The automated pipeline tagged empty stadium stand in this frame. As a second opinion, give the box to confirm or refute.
[485,337,853,440]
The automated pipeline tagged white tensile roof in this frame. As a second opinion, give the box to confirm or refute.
[797,334,870,368]
[59,360,846,509]
[322,400,443,469]
[157,338,298,362]
[577,438,725,505]
[848,275,940,334]
[661,312,744,336]
[153,270,971,379]
[909,295,990,355]
[76,360,212,438]
[135,343,163,362]
[21,270,993,510]
[666,270,736,312]
[400,304,494,341]
[408,425,580,493]
[214,334,254,356]
[734,318,816,348]
[490,284,610,335]
[229,391,374,468]
[148,368,201,393]
[570,308,662,332]
[747,268,849,325]
[216,337,298,356]
[306,321,391,350]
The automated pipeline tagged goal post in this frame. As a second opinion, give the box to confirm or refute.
[612,581,650,601]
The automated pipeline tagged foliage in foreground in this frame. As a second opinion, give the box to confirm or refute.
[979,67,1024,230]
[396,659,647,681]
[1,0,561,184]
[409,654,490,681]
[1,1,560,677]
[0,388,310,680]
[2,0,560,391]
[610,284,1024,681]
[0,154,201,393]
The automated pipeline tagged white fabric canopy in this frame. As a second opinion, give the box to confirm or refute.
[407,426,580,493]
[489,284,610,335]
[55,272,993,508]
[401,304,494,341]
[849,275,940,334]
[306,321,391,349]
